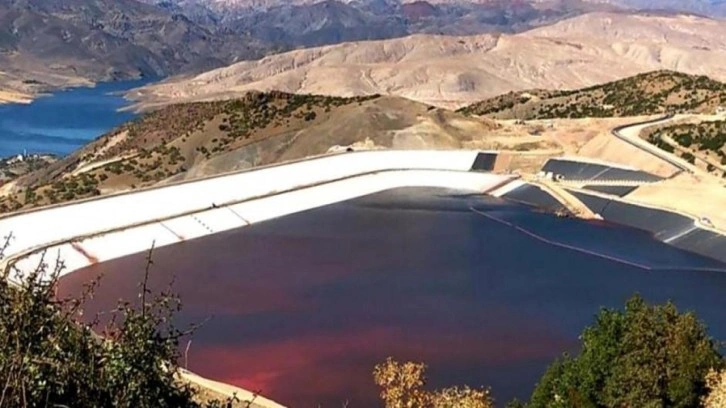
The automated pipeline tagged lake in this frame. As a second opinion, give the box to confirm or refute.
[57,187,726,407]
[0,80,149,158]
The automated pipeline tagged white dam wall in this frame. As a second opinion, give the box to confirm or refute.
[0,150,510,279]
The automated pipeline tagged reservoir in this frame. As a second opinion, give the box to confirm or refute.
[0,80,148,158]
[57,187,726,407]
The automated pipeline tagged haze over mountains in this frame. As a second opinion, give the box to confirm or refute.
[1,0,724,99]
[0,0,618,97]
[131,12,726,109]
[590,0,726,17]
[0,0,268,94]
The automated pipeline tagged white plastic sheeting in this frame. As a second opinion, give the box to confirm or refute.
[0,150,513,278]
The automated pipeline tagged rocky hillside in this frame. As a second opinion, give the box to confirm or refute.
[128,12,726,110]
[0,0,266,95]
[143,0,618,49]
[0,0,615,96]
[458,71,726,119]
[0,91,505,213]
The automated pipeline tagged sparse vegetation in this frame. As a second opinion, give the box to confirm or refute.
[460,71,726,119]
[652,121,726,158]
[644,120,726,176]
[0,91,381,213]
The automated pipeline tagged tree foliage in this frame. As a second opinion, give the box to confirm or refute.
[528,294,723,408]
[703,369,726,408]
[0,242,238,408]
[373,358,493,408]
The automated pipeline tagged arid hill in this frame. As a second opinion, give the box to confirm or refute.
[459,71,726,119]
[0,91,513,213]
[0,0,616,96]
[129,12,726,110]
[0,0,266,96]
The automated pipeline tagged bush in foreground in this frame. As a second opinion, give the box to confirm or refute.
[373,358,493,408]
[528,294,723,408]
[0,244,236,408]
[704,369,726,407]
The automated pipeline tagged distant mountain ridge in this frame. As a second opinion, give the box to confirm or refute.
[585,0,726,17]
[146,0,621,37]
[0,0,615,96]
[129,12,726,110]
[2,0,723,98]
[0,0,267,94]
[149,0,726,18]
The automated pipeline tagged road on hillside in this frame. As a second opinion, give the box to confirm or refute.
[611,115,696,174]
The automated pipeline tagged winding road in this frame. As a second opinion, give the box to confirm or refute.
[611,115,697,174]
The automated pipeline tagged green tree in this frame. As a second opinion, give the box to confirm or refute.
[529,295,723,408]
[0,241,239,408]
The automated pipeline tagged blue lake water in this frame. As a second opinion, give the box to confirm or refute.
[0,80,150,158]
[57,187,726,407]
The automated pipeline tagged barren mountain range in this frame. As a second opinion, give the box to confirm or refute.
[0,0,613,97]
[3,0,724,99]
[130,12,726,110]
[0,0,267,96]
[153,0,726,17]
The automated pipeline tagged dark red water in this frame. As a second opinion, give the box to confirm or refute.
[56,188,726,407]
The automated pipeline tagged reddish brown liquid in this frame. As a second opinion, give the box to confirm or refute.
[57,188,726,407]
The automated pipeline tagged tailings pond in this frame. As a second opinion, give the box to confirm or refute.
[57,187,726,407]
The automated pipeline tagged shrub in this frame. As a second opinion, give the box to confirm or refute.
[374,358,493,408]
[528,294,723,408]
[704,369,726,408]
[0,241,238,408]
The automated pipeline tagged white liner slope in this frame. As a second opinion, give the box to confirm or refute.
[0,150,511,278]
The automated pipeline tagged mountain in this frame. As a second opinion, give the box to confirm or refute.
[145,0,618,44]
[128,12,726,110]
[584,0,726,18]
[226,0,409,48]
[458,70,726,118]
[0,0,613,96]
[0,0,266,95]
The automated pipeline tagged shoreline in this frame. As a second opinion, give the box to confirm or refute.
[0,90,35,105]
[0,74,157,107]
